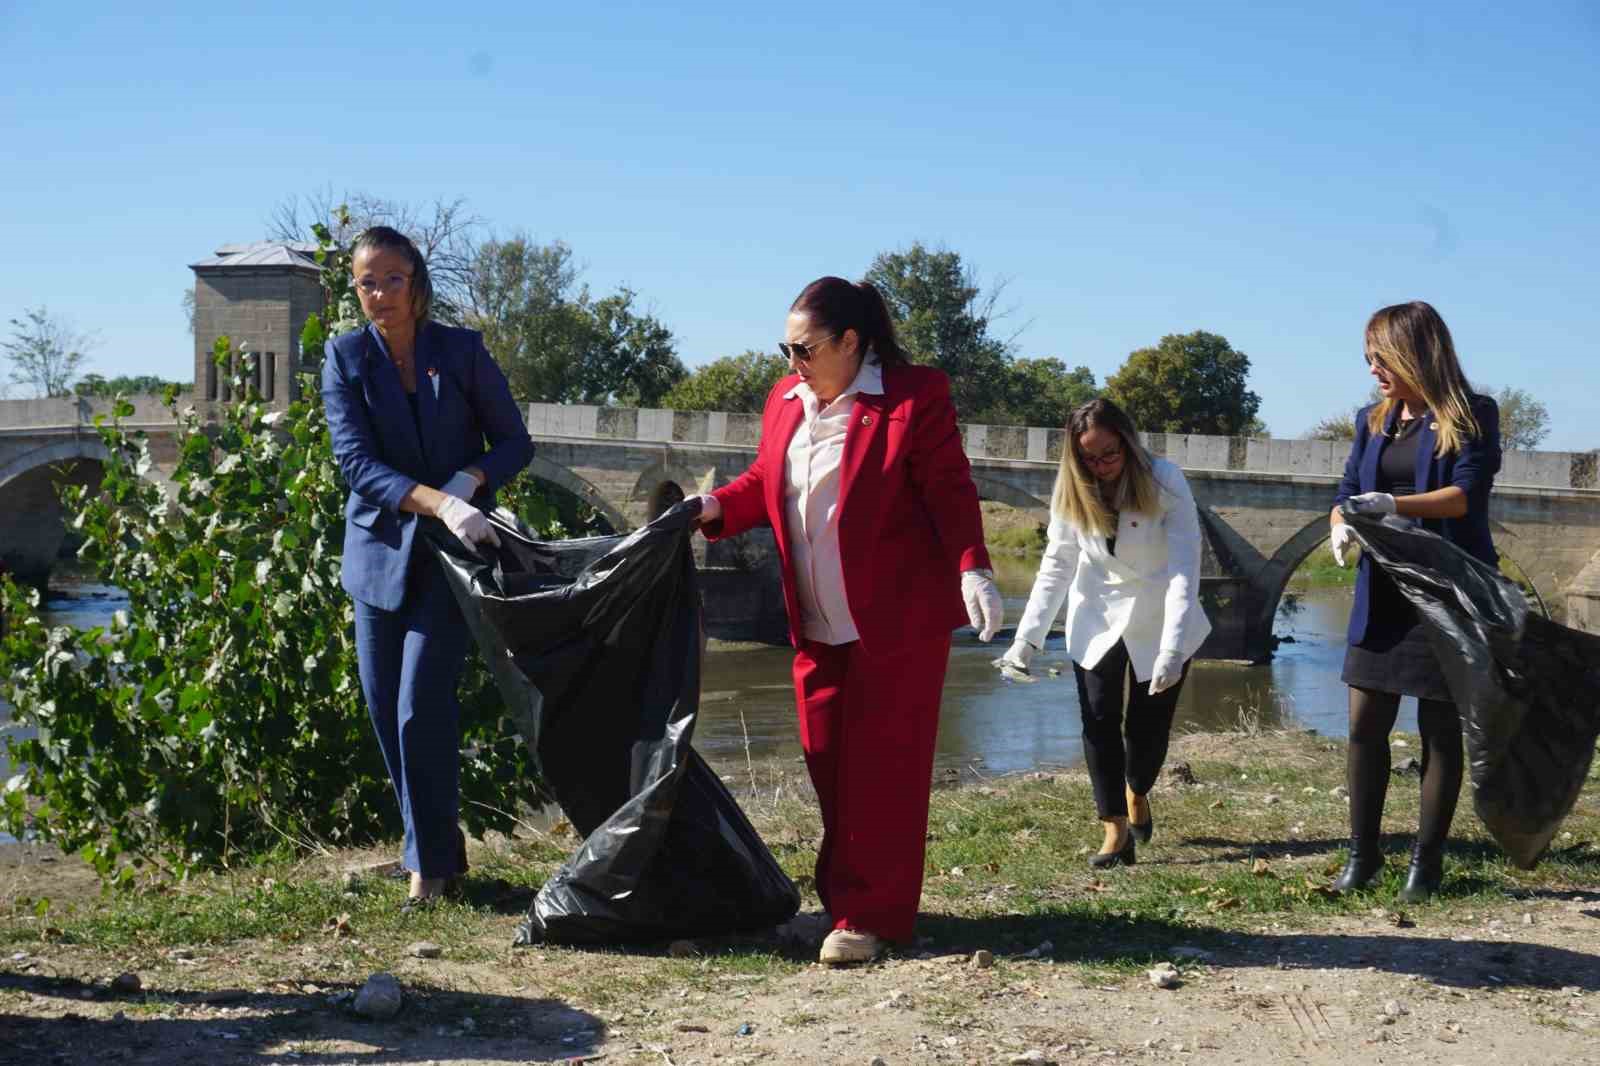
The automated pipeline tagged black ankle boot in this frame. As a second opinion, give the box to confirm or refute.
[1398,843,1444,903]
[1330,839,1383,892]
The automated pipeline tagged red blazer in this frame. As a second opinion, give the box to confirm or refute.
[706,363,991,653]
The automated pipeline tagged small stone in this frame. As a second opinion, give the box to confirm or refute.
[1522,913,1534,926]
[1383,999,1405,1017]
[1331,785,1349,798]
[868,1057,888,1066]
[1171,1043,1185,1053]
[1209,799,1224,809]
[674,1022,709,1033]
[873,990,913,1010]
[1008,1052,1055,1065]
[971,949,995,969]
[1148,964,1180,989]
[1379,1014,1395,1025]
[735,1022,755,1036]
[1262,794,1280,806]
[667,939,697,958]
[109,973,141,995]
[408,941,442,959]
[352,973,402,1019]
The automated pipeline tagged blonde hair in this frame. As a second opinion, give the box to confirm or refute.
[1363,301,1480,456]
[1050,398,1163,538]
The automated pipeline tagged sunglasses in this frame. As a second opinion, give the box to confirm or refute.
[778,336,835,362]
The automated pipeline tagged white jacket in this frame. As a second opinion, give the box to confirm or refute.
[1013,457,1211,680]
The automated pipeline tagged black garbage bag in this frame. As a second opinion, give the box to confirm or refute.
[425,500,800,944]
[1341,509,1600,868]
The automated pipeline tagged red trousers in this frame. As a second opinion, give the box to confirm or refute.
[791,633,951,943]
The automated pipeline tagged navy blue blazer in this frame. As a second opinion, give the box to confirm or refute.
[322,321,535,611]
[1334,394,1501,645]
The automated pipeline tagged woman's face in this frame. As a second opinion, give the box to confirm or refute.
[353,246,416,335]
[1077,426,1126,484]
[1366,352,1421,406]
[784,311,861,400]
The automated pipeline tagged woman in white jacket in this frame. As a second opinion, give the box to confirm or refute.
[997,398,1211,867]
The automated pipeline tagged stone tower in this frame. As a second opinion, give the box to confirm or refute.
[188,242,325,404]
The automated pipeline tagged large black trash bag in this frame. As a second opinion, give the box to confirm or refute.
[1341,509,1600,868]
[425,500,800,944]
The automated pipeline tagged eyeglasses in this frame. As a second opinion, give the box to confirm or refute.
[1081,444,1124,468]
[778,336,835,362]
[355,272,412,296]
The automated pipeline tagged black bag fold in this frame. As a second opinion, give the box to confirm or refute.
[426,501,800,943]
[1341,510,1600,868]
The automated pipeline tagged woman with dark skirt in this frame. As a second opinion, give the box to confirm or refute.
[1329,301,1501,902]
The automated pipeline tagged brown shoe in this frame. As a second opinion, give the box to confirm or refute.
[818,928,886,966]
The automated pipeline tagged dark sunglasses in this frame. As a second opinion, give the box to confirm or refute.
[778,336,835,362]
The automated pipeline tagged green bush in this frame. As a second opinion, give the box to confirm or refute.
[0,219,557,883]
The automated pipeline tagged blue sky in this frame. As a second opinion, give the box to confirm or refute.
[2,2,1596,446]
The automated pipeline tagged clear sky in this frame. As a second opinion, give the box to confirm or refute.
[2,2,1596,446]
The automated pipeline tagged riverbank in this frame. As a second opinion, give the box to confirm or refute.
[2,729,1597,1064]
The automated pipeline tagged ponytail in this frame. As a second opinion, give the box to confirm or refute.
[790,276,910,368]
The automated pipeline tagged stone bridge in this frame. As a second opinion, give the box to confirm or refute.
[520,403,1600,660]
[3,395,1597,660]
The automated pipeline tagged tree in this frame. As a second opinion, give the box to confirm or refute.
[1104,331,1264,436]
[3,306,96,398]
[1488,385,1550,451]
[997,357,1098,428]
[463,235,685,405]
[269,188,482,323]
[662,350,790,412]
[74,373,192,398]
[863,243,1016,419]
[1306,387,1380,441]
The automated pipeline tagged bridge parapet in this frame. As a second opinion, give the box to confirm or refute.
[525,402,1597,492]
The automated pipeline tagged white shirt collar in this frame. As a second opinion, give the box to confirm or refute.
[783,356,885,402]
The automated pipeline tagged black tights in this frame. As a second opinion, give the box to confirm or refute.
[1345,686,1463,854]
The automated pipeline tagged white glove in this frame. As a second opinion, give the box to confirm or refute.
[1346,492,1397,516]
[992,638,1035,672]
[1149,650,1185,696]
[437,495,500,550]
[441,471,479,501]
[1329,522,1355,568]
[961,568,1003,642]
[692,494,722,527]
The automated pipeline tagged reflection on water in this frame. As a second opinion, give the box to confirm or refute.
[11,567,1424,790]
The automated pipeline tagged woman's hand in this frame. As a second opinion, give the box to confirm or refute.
[1328,522,1356,567]
[962,569,1004,642]
[1148,650,1184,696]
[992,638,1035,673]
[1346,492,1397,516]
[436,495,500,549]
[690,494,722,529]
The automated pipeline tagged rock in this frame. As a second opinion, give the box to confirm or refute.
[1171,1042,1185,1052]
[1383,999,1405,1017]
[109,972,141,995]
[1522,913,1534,926]
[667,939,697,958]
[1148,964,1180,989]
[868,1057,888,1066]
[1262,794,1280,806]
[1166,762,1198,785]
[1209,799,1224,810]
[1008,1052,1055,1065]
[1331,785,1349,799]
[735,1022,755,1036]
[971,949,995,969]
[1393,756,1421,776]
[674,1022,709,1033]
[408,941,443,959]
[873,990,913,1010]
[352,973,402,1019]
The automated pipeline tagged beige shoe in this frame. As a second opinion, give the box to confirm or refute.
[818,928,886,966]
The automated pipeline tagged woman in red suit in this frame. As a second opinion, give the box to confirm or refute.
[695,276,1002,965]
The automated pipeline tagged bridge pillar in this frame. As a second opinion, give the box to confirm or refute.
[1567,551,1600,636]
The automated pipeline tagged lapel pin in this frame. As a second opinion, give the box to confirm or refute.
[861,414,873,427]
[1429,421,1438,431]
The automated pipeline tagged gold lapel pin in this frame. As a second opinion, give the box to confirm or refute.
[1429,421,1438,431]
[861,414,873,427]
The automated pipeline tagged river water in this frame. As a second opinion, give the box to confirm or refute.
[14,558,1425,785]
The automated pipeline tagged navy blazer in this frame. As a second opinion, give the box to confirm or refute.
[322,321,535,611]
[1334,394,1501,645]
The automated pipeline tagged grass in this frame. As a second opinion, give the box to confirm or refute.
[2,730,1597,1007]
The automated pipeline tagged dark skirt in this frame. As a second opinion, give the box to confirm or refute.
[1341,610,1453,702]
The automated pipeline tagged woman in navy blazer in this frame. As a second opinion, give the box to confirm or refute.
[1327,301,1500,902]
[322,227,534,906]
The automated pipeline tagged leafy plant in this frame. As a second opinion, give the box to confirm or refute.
[0,214,560,883]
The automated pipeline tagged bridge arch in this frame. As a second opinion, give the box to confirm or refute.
[0,438,115,586]
[969,473,1050,516]
[526,455,630,534]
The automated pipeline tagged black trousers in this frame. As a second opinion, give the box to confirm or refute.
[1073,640,1188,819]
